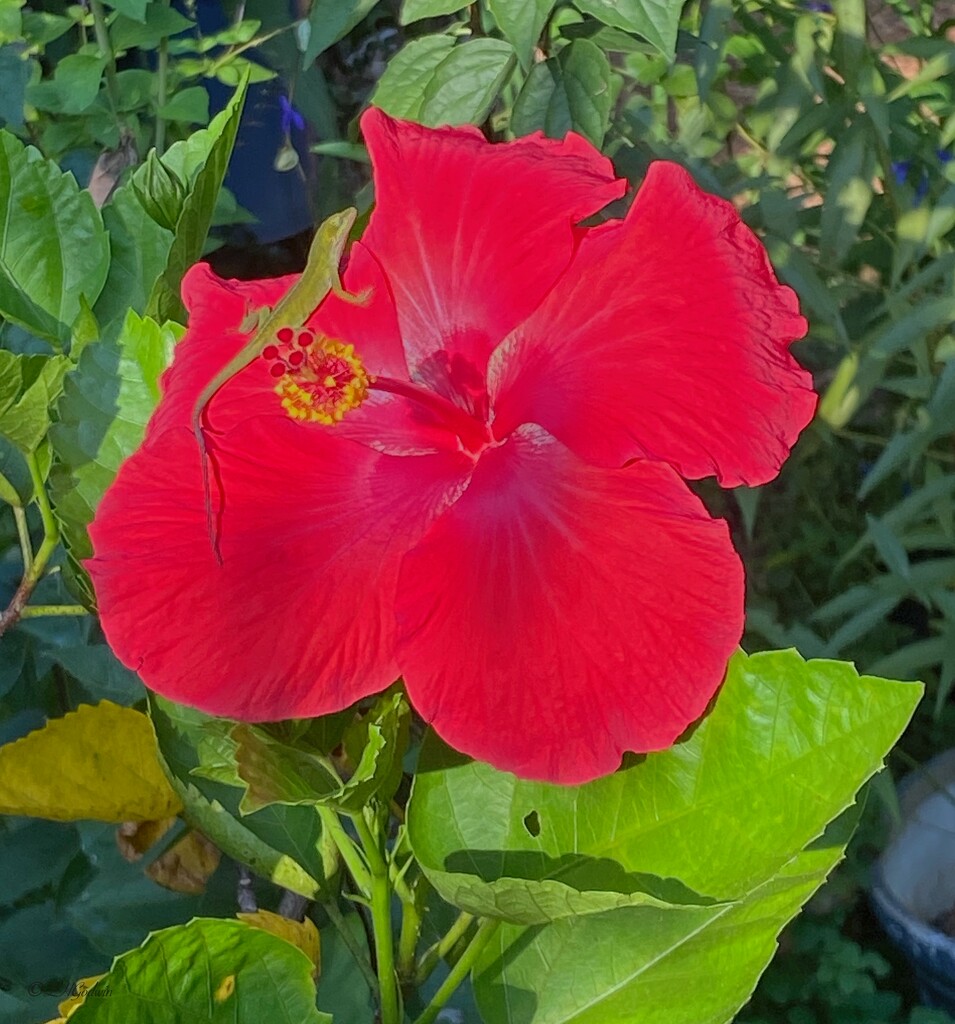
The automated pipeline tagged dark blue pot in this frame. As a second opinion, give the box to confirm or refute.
[871,749,955,1012]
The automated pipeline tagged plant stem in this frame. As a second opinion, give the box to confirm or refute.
[13,505,32,573]
[315,805,372,896]
[0,454,61,638]
[415,910,475,985]
[20,605,89,618]
[352,810,401,1024]
[89,0,123,125]
[412,918,501,1024]
[397,887,422,983]
[155,19,169,154]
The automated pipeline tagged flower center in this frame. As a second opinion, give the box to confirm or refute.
[262,326,492,454]
[264,327,370,425]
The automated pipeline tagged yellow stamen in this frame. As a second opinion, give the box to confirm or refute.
[275,337,370,424]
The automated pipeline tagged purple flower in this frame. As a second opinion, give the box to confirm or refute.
[279,95,305,136]
[938,149,953,165]
[891,160,911,186]
[802,1,833,11]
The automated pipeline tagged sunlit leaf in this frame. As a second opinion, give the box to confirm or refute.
[67,918,332,1024]
[407,650,920,923]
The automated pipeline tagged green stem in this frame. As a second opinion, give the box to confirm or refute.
[206,25,289,76]
[397,887,422,984]
[0,454,61,638]
[20,605,89,618]
[412,919,501,1024]
[13,505,32,574]
[415,910,475,985]
[352,811,401,1024]
[89,0,123,125]
[155,21,169,154]
[315,805,372,896]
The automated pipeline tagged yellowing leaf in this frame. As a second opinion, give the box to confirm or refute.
[56,975,106,1019]
[146,830,221,893]
[238,909,321,977]
[0,701,182,822]
[116,817,178,861]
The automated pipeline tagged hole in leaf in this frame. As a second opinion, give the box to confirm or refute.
[523,810,541,838]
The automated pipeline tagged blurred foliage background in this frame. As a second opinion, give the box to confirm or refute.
[2,0,955,1020]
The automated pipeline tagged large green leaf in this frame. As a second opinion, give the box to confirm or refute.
[0,350,68,454]
[472,805,860,1024]
[406,650,920,924]
[574,0,684,58]
[68,918,331,1024]
[0,131,109,341]
[373,36,516,126]
[487,0,556,67]
[49,310,178,589]
[149,695,337,899]
[511,38,613,146]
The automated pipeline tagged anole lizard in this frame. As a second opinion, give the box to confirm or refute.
[191,206,366,562]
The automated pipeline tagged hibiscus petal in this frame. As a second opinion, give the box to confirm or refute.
[489,161,816,487]
[396,425,744,784]
[359,108,626,381]
[88,418,471,720]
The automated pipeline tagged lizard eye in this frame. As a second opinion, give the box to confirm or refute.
[263,329,371,424]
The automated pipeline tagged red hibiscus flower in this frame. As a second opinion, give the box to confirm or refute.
[88,109,815,784]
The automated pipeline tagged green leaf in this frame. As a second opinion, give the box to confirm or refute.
[374,36,516,126]
[0,1,21,45]
[0,350,69,453]
[301,0,380,65]
[511,38,613,146]
[0,44,32,130]
[406,650,920,924]
[104,0,148,20]
[149,695,336,899]
[94,186,174,328]
[49,310,179,579]
[195,692,409,815]
[574,0,683,57]
[49,53,107,115]
[0,131,110,340]
[68,918,331,1024]
[109,6,195,52]
[157,84,210,123]
[0,435,33,505]
[819,123,874,264]
[145,76,248,323]
[400,0,469,23]
[487,0,556,67]
[472,805,861,1024]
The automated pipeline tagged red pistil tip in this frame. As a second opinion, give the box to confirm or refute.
[297,331,314,348]
[269,363,286,378]
[288,350,305,367]
[262,344,280,361]
[276,327,294,344]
